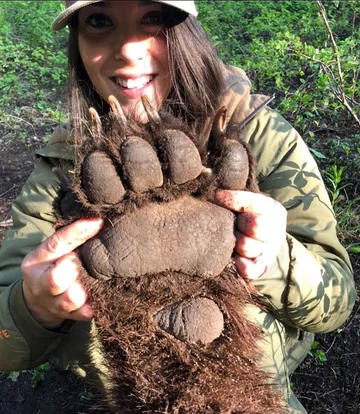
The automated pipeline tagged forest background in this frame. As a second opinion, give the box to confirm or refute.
[0,1,359,413]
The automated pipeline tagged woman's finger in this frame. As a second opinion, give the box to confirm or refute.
[234,254,268,280]
[215,190,280,215]
[67,302,94,322]
[41,251,81,296]
[23,218,104,275]
[235,213,267,241]
[50,280,90,319]
[234,231,264,259]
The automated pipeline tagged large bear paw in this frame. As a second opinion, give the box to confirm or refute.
[55,95,255,342]
[54,96,283,413]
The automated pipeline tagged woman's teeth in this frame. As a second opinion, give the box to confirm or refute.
[115,75,154,89]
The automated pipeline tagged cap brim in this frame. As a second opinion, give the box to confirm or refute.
[52,1,102,31]
[52,0,197,31]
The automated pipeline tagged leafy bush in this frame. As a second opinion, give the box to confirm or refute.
[198,1,360,131]
[0,2,67,114]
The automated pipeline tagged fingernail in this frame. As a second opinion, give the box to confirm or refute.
[215,190,231,206]
[82,303,94,319]
[214,190,225,202]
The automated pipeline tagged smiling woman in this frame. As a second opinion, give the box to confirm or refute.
[67,1,225,128]
[76,1,172,119]
[0,1,356,414]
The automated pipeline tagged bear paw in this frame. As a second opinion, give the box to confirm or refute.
[55,95,255,285]
[53,95,284,413]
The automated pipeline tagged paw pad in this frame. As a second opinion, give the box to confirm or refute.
[120,135,163,192]
[82,151,126,204]
[154,296,224,344]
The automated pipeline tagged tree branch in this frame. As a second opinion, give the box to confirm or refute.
[316,0,360,128]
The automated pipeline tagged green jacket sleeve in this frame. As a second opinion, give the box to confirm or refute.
[238,107,356,333]
[0,145,73,373]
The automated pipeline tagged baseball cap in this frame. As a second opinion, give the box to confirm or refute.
[52,0,198,31]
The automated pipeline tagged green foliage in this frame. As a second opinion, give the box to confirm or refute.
[333,192,360,251]
[308,341,328,363]
[79,388,95,401]
[325,165,351,206]
[348,246,360,254]
[320,132,360,246]
[309,148,326,160]
[198,1,360,131]
[30,362,51,388]
[7,370,20,382]
[6,362,51,388]
[0,2,67,120]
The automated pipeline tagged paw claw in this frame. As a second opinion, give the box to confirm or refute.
[88,107,103,138]
[201,167,213,176]
[212,106,228,140]
[141,94,161,125]
[108,95,127,131]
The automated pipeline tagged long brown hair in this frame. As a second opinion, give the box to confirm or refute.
[67,5,226,135]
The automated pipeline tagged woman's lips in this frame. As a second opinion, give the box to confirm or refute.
[112,75,156,99]
[115,75,154,89]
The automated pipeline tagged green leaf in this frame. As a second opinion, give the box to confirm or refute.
[309,148,326,159]
[311,340,320,350]
[315,349,328,362]
[8,371,20,382]
[32,370,45,388]
[348,246,360,254]
[31,362,51,388]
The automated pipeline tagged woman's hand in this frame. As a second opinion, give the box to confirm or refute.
[215,190,287,280]
[21,218,104,328]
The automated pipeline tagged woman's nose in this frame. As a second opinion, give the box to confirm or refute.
[114,36,149,64]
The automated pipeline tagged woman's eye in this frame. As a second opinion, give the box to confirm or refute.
[85,13,113,30]
[141,11,165,27]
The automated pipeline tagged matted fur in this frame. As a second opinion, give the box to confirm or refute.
[84,269,283,413]
[54,103,287,413]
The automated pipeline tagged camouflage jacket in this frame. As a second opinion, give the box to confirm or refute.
[0,66,355,375]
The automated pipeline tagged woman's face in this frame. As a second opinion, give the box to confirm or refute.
[78,1,171,120]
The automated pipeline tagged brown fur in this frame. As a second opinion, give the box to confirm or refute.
[84,270,283,413]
